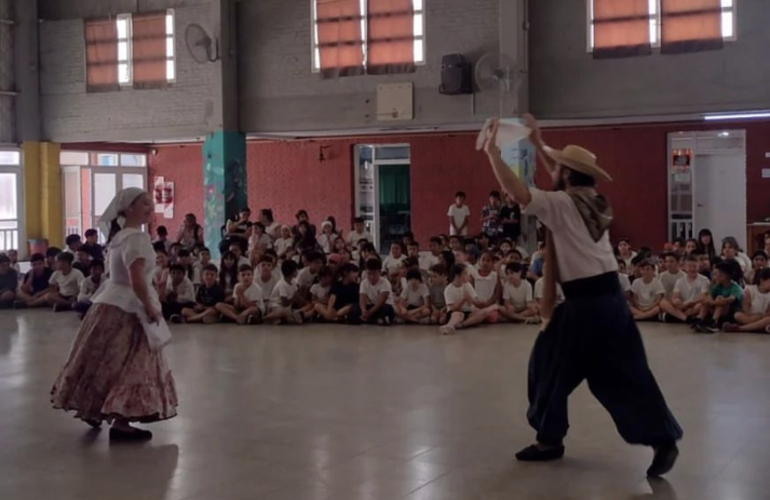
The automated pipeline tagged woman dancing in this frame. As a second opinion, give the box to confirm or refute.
[51,187,178,440]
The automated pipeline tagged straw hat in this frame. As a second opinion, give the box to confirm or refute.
[543,145,612,182]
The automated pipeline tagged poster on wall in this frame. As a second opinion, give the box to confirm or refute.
[163,182,175,219]
[153,177,165,214]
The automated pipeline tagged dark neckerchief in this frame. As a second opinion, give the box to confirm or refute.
[566,187,613,242]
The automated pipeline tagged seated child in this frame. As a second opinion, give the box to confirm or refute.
[274,225,294,259]
[192,247,213,286]
[296,251,325,296]
[44,252,85,312]
[354,258,395,325]
[724,268,770,333]
[317,221,337,254]
[162,264,196,319]
[216,264,264,325]
[153,250,170,296]
[693,262,744,333]
[395,268,431,324]
[471,252,501,323]
[64,234,82,255]
[659,255,710,323]
[302,266,334,320]
[154,225,172,253]
[228,243,251,268]
[176,264,224,324]
[219,251,239,304]
[382,242,407,277]
[45,247,61,270]
[168,242,182,265]
[73,246,92,277]
[7,249,20,273]
[439,263,497,334]
[617,260,632,301]
[428,264,448,325]
[315,263,360,322]
[630,259,664,320]
[14,253,52,308]
[80,228,104,260]
[499,263,538,323]
[264,260,304,324]
[420,237,442,273]
[658,252,685,301]
[745,250,768,285]
[177,249,195,282]
[72,258,105,317]
[254,256,279,298]
[248,222,272,263]
[0,253,17,307]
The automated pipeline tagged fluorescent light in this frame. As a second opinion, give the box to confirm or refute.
[718,131,730,137]
[704,111,770,121]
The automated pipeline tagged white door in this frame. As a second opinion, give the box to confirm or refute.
[694,153,747,250]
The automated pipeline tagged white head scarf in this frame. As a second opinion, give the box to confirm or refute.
[97,187,147,241]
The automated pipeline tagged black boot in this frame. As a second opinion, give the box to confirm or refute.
[515,443,565,462]
[647,442,679,477]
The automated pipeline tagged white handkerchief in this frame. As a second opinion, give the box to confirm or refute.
[476,119,531,151]
[143,319,172,350]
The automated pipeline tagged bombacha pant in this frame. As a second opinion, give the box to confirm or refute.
[526,272,683,447]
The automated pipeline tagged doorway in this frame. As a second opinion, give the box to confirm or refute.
[61,151,148,242]
[354,144,411,251]
[667,130,746,248]
[0,150,22,255]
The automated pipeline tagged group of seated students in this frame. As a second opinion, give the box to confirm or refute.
[617,230,770,334]
[1,207,769,337]
[0,229,106,314]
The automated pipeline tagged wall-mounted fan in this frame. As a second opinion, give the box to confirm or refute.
[185,23,220,63]
[474,52,524,116]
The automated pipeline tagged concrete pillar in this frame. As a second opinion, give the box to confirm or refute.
[14,0,40,142]
[23,142,62,249]
[201,0,245,258]
[202,131,246,258]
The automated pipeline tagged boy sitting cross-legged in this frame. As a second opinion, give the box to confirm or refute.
[174,264,224,324]
[659,255,711,323]
[693,261,744,334]
[216,264,264,325]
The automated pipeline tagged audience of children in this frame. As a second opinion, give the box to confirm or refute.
[2,207,768,339]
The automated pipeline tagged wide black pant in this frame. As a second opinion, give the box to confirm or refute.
[527,272,683,447]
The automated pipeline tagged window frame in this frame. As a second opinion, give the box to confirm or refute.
[587,0,737,53]
[310,0,426,74]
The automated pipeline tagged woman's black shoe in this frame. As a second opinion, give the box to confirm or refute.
[109,427,153,441]
[515,444,565,462]
[647,442,679,477]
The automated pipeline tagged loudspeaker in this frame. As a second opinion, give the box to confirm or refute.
[439,54,472,95]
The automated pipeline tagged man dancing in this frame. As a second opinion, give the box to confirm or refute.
[483,117,682,477]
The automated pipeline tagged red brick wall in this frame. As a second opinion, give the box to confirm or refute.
[146,121,770,251]
[147,144,204,234]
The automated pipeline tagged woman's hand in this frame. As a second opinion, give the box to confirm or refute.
[523,113,542,145]
[145,305,162,324]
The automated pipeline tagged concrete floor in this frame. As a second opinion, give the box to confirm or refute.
[1,311,769,500]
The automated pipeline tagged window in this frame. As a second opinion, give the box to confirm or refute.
[117,14,132,85]
[589,0,736,54]
[0,149,21,254]
[85,9,175,91]
[312,0,425,76]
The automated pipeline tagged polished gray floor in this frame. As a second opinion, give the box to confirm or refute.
[1,310,769,500]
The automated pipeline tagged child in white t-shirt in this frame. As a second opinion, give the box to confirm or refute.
[382,242,407,277]
[395,269,431,324]
[317,221,337,254]
[471,252,501,324]
[630,260,665,321]
[47,252,85,312]
[274,225,295,259]
[296,251,324,294]
[356,259,395,325]
[660,255,710,322]
[447,191,471,236]
[73,258,105,317]
[658,253,686,300]
[254,256,279,298]
[191,247,212,286]
[499,262,538,323]
[263,260,304,324]
[346,218,374,250]
[301,266,333,320]
[439,264,497,334]
[724,268,770,333]
[215,265,264,325]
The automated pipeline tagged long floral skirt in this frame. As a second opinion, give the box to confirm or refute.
[51,303,178,424]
